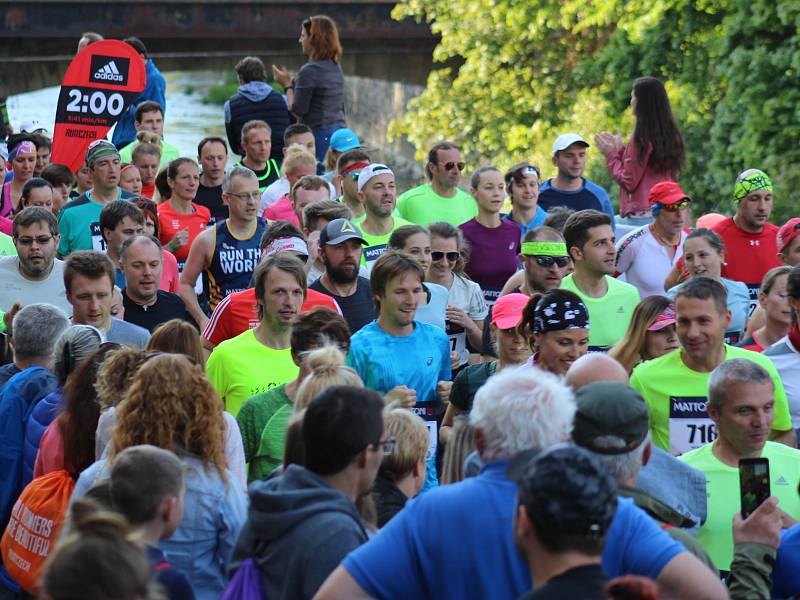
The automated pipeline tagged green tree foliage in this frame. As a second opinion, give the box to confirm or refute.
[391,0,800,221]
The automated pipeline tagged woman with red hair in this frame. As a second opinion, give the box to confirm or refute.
[272,15,346,162]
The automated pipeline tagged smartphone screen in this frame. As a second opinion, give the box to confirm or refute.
[739,458,770,519]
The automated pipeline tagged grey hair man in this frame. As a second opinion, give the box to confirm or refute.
[681,358,800,571]
[180,166,268,329]
[315,367,728,600]
[572,381,715,570]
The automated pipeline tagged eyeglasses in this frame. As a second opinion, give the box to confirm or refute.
[227,191,261,201]
[532,256,570,268]
[376,436,396,456]
[659,199,691,212]
[349,172,361,181]
[431,251,460,262]
[443,162,465,172]
[15,235,54,246]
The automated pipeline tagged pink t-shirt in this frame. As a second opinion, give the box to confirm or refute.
[161,249,181,293]
[34,420,65,478]
[0,216,11,236]
[606,138,675,216]
[262,195,300,227]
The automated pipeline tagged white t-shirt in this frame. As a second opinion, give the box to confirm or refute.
[444,275,488,365]
[615,225,687,298]
[0,256,72,316]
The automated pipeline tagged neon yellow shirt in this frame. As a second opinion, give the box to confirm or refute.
[0,233,16,257]
[559,273,640,350]
[630,345,792,454]
[206,329,298,417]
[680,441,800,570]
[397,184,477,227]
[119,139,180,169]
[357,216,413,270]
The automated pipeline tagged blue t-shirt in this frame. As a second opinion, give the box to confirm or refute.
[772,523,800,598]
[503,206,548,239]
[539,178,615,226]
[343,460,685,600]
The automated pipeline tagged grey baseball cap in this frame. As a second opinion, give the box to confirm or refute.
[319,218,367,246]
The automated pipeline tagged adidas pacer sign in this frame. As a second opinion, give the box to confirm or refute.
[51,41,145,173]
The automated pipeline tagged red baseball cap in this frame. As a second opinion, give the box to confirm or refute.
[491,293,530,330]
[647,305,676,331]
[648,181,690,205]
[777,218,800,254]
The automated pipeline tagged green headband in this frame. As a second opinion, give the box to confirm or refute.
[521,241,568,256]
[733,169,773,203]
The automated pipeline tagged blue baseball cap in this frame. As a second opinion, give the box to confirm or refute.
[329,128,362,152]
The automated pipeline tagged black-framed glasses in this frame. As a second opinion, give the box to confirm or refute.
[443,162,465,172]
[533,256,570,268]
[659,199,691,212]
[15,235,54,246]
[226,191,261,201]
[431,251,460,262]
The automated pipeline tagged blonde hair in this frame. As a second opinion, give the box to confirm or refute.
[110,354,227,480]
[294,345,363,411]
[440,416,475,485]
[281,144,317,178]
[94,346,148,410]
[608,295,672,374]
[379,409,429,482]
[135,130,161,146]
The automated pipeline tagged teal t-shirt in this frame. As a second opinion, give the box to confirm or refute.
[236,384,292,482]
[57,189,133,256]
[560,273,640,351]
[397,184,478,227]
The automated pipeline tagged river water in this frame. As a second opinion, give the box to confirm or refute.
[9,71,249,168]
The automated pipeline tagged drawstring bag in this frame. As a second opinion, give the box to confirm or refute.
[1,469,76,593]
[221,558,266,600]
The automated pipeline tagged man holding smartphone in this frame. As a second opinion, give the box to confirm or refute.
[680,359,800,571]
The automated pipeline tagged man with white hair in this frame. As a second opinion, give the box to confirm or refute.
[315,367,727,600]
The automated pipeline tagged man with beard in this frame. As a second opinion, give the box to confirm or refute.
[206,253,305,416]
[119,235,191,332]
[309,218,375,333]
[0,207,71,316]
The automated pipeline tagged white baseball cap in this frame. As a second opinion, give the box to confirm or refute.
[357,163,394,192]
[551,133,589,157]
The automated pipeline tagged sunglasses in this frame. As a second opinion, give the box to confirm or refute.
[532,256,570,268]
[443,162,465,172]
[659,199,691,212]
[348,172,361,181]
[431,251,460,262]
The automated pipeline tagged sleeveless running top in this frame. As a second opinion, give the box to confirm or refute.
[205,217,268,311]
[235,159,280,192]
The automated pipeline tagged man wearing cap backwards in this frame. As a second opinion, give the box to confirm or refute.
[512,445,618,599]
[614,181,690,298]
[180,166,267,329]
[538,133,615,224]
[560,210,639,351]
[572,381,715,570]
[206,253,305,417]
[679,359,800,571]
[315,367,727,600]
[397,141,478,227]
[57,140,135,257]
[502,162,548,238]
[347,251,451,490]
[710,169,781,315]
[201,221,340,352]
[309,218,375,333]
[354,164,411,273]
[631,277,794,455]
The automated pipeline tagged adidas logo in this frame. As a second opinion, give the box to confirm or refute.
[616,306,625,313]
[776,475,789,486]
[94,61,123,82]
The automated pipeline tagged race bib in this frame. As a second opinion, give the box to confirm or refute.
[411,405,439,460]
[177,259,203,295]
[746,283,760,318]
[446,320,468,365]
[724,331,742,345]
[668,396,717,455]
[90,222,107,252]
